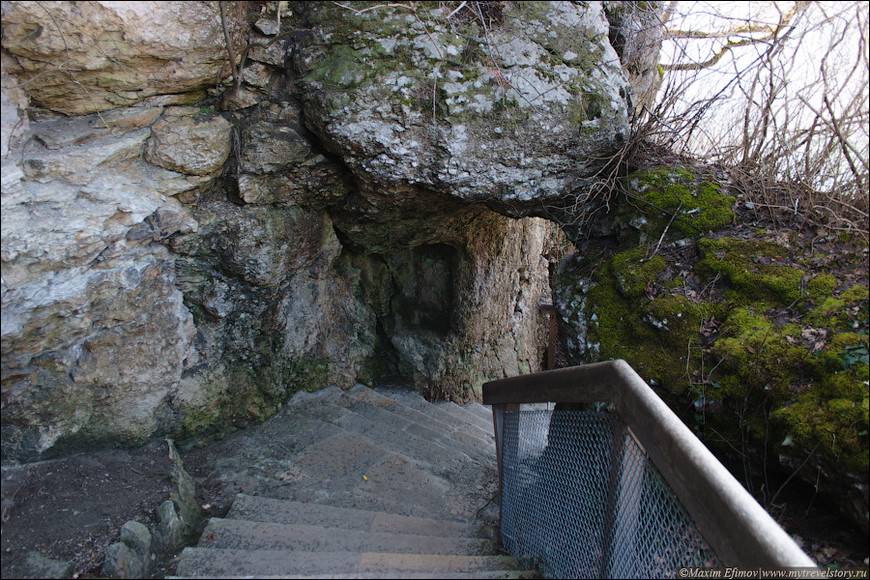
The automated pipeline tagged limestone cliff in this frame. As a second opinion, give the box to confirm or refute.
[1,1,649,461]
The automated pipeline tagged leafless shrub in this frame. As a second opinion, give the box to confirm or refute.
[629,1,868,241]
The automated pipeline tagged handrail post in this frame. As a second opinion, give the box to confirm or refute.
[492,404,505,494]
[600,419,626,577]
[492,402,519,548]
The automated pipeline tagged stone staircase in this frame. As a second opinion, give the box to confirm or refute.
[173,383,536,578]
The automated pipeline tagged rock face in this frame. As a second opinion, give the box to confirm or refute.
[604,2,664,114]
[0,1,247,115]
[1,1,650,462]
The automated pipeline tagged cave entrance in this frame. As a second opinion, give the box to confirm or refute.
[385,243,460,337]
[350,243,464,387]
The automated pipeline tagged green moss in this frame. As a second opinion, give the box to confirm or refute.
[627,169,734,239]
[712,307,804,397]
[582,248,703,394]
[701,297,868,474]
[610,248,667,299]
[843,285,870,304]
[643,295,704,347]
[563,228,867,488]
[604,168,734,246]
[807,273,836,299]
[806,284,869,330]
[697,237,803,304]
[773,371,869,473]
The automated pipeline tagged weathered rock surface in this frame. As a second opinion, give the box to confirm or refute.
[293,1,631,216]
[144,108,232,176]
[604,1,664,113]
[347,211,557,398]
[1,0,650,461]
[0,1,246,115]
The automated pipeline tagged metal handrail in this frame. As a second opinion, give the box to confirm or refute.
[483,359,815,568]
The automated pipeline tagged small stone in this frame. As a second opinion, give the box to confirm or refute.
[249,42,286,66]
[102,542,143,579]
[155,500,184,551]
[254,17,280,36]
[121,520,153,557]
[241,62,274,88]
[145,112,232,176]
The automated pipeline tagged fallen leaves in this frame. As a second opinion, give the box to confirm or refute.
[698,317,720,346]
[784,327,828,352]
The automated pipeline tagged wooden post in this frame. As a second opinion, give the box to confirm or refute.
[539,304,558,370]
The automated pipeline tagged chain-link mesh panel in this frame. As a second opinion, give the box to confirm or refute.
[501,409,719,579]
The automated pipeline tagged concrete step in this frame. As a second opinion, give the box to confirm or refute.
[198,518,495,555]
[260,437,491,523]
[174,384,512,579]
[336,394,494,467]
[292,385,494,465]
[349,385,492,440]
[334,390,494,469]
[368,385,494,443]
[462,401,495,426]
[371,399,496,462]
[284,387,493,479]
[175,548,529,578]
[227,494,494,539]
[446,401,494,433]
[351,386,496,452]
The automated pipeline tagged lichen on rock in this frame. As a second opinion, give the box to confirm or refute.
[292,1,631,211]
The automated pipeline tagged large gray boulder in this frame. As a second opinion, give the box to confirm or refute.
[294,1,631,230]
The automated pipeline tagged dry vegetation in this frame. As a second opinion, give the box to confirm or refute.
[630,0,868,242]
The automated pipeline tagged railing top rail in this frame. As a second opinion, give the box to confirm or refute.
[482,359,816,569]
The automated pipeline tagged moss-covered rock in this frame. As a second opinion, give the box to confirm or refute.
[697,238,803,304]
[604,167,735,245]
[554,165,869,533]
[292,0,632,214]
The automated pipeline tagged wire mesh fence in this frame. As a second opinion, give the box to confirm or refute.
[500,408,720,579]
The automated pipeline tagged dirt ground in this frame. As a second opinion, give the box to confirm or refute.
[0,438,239,579]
